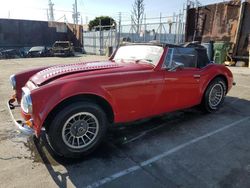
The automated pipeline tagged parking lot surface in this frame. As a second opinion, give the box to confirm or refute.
[0,56,250,188]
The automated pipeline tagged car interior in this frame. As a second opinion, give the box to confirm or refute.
[164,44,210,69]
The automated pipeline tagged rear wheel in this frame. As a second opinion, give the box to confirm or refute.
[47,102,108,158]
[201,78,227,112]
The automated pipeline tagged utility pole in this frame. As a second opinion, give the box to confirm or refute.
[85,16,88,25]
[72,0,79,24]
[72,0,80,36]
[48,0,54,21]
[75,0,78,24]
[46,9,49,21]
[167,19,173,34]
[72,4,76,24]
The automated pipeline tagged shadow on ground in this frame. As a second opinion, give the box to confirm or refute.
[22,96,250,188]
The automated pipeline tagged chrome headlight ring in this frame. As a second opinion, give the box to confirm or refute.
[21,87,33,114]
[10,74,16,90]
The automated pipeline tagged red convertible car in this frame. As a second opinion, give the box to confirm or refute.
[8,43,234,158]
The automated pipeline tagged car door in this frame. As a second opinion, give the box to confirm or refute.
[155,47,202,114]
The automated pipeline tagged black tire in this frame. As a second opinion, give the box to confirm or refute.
[47,102,108,158]
[201,77,227,113]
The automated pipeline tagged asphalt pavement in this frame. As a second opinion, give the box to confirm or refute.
[0,57,249,188]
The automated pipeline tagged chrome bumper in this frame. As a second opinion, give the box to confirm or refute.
[7,99,34,135]
[53,52,68,56]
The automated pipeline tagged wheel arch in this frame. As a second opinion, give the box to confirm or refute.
[43,94,114,131]
[213,75,228,91]
[200,74,228,112]
[203,74,229,96]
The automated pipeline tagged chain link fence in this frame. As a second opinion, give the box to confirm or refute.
[83,0,200,55]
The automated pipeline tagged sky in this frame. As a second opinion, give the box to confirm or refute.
[0,0,226,24]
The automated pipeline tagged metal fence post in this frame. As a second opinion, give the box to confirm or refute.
[117,12,121,48]
[159,13,162,42]
[144,14,146,42]
[173,13,176,44]
[99,19,102,55]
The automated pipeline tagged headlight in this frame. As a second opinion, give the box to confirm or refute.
[21,87,33,114]
[10,74,16,90]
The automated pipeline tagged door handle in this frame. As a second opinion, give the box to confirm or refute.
[193,74,201,79]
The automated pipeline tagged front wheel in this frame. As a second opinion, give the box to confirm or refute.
[201,77,227,113]
[47,102,108,158]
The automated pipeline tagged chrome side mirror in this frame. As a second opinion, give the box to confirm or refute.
[168,62,184,72]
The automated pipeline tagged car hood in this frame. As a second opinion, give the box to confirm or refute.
[30,61,125,86]
[30,61,154,86]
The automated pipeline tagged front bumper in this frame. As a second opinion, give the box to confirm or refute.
[53,50,70,56]
[7,98,34,135]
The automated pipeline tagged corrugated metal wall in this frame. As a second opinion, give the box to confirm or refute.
[185,0,250,57]
[236,1,250,56]
[185,1,241,43]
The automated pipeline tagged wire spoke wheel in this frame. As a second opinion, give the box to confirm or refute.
[208,83,224,109]
[62,112,99,149]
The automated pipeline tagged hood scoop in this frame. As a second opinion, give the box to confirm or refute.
[30,61,120,85]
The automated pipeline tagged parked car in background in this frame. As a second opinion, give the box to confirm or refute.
[52,41,74,57]
[0,49,19,59]
[8,42,235,158]
[27,46,52,57]
[19,47,31,58]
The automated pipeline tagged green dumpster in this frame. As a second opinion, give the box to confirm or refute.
[213,42,230,64]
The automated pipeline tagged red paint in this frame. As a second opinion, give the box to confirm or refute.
[12,46,234,136]
[14,67,49,103]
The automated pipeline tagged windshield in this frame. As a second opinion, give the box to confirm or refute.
[30,46,44,51]
[113,45,164,66]
[53,42,70,48]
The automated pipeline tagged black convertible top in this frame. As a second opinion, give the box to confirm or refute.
[167,42,210,68]
[181,42,210,68]
[122,41,211,68]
